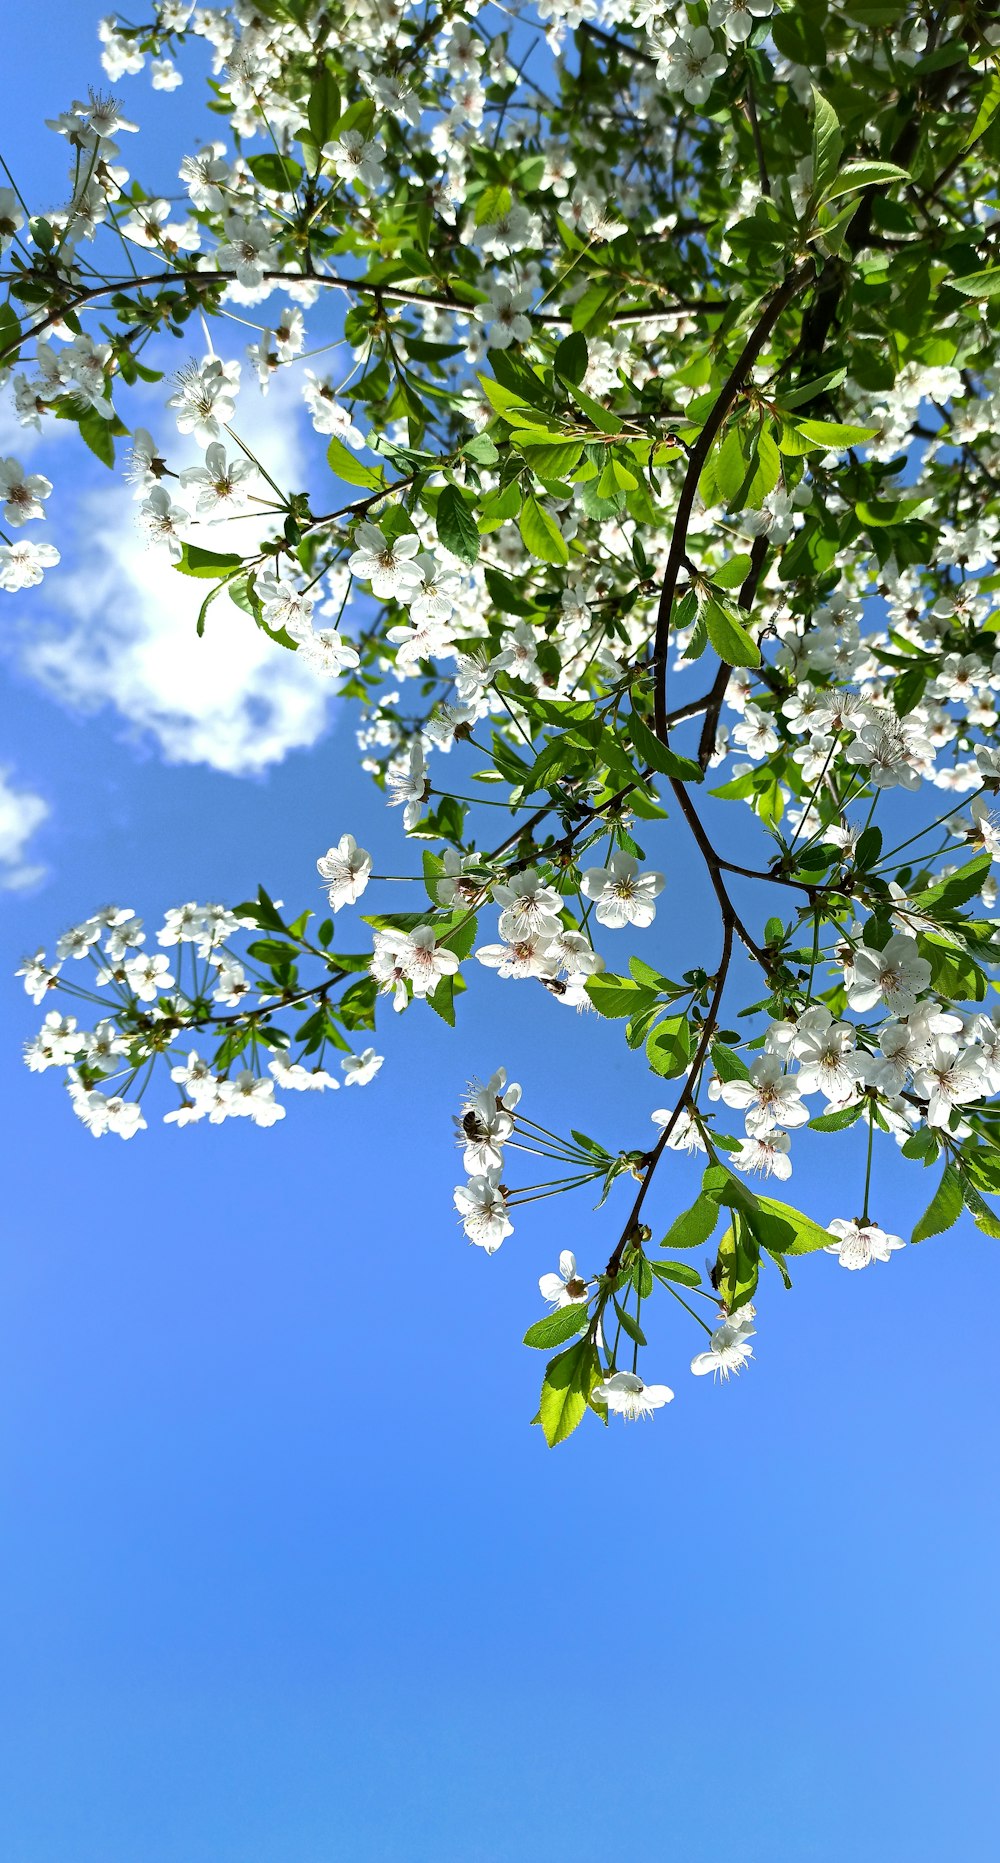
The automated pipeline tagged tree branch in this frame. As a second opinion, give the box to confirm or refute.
[651,262,811,740]
[604,913,735,1279]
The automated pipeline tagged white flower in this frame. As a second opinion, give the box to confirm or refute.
[572,190,629,242]
[24,1010,82,1071]
[538,1249,589,1308]
[651,1105,707,1153]
[0,456,52,526]
[476,280,534,350]
[970,794,1000,861]
[580,851,664,928]
[325,130,385,190]
[593,1371,674,1419]
[217,1070,286,1126]
[302,372,366,445]
[475,928,557,980]
[665,28,727,106]
[56,918,102,960]
[825,1218,905,1270]
[0,187,25,255]
[348,522,424,602]
[157,903,208,948]
[691,1306,756,1380]
[341,1047,384,1086]
[139,484,187,559]
[790,1006,858,1104]
[167,356,241,445]
[911,1038,984,1127]
[179,441,256,516]
[169,1050,216,1103]
[459,1069,521,1172]
[295,627,361,678]
[123,952,175,1001]
[708,0,774,45]
[382,924,459,1002]
[0,538,60,590]
[493,867,563,937]
[454,1168,513,1251]
[386,743,428,825]
[845,934,932,1017]
[215,214,279,288]
[256,569,313,635]
[732,704,778,760]
[476,201,534,255]
[268,1056,338,1091]
[316,833,372,910]
[718,1053,809,1135]
[151,56,183,90]
[212,963,251,1007]
[17,949,62,1003]
[732,1132,793,1179]
[69,1082,147,1140]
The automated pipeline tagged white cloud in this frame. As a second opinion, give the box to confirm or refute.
[15,374,337,776]
[0,767,49,891]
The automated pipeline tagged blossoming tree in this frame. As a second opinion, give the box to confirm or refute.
[7,0,1000,1438]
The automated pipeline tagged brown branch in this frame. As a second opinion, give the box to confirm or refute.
[580,21,658,67]
[0,263,721,368]
[651,262,811,740]
[604,913,734,1280]
[696,532,770,771]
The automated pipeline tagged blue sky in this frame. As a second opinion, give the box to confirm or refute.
[2,10,999,1860]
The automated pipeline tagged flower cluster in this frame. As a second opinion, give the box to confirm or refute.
[18,895,382,1135]
[8,0,1000,1444]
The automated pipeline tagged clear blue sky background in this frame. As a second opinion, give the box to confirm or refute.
[2,11,998,1860]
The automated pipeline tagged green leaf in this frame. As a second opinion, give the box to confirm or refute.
[514,437,584,478]
[518,496,569,564]
[780,368,848,410]
[964,69,1000,149]
[713,425,751,504]
[959,1173,1000,1239]
[915,853,990,913]
[629,705,704,782]
[711,552,753,591]
[476,182,512,226]
[811,87,844,196]
[809,1102,866,1132]
[585,973,658,1018]
[523,1305,590,1349]
[710,1041,749,1083]
[750,1196,834,1256]
[437,483,480,564]
[701,596,761,668]
[947,268,1000,300]
[553,330,588,385]
[175,543,244,579]
[714,1223,759,1313]
[659,1193,721,1252]
[247,152,303,191]
[464,431,500,466]
[307,65,342,151]
[477,373,538,420]
[568,381,623,434]
[326,434,382,489]
[538,1339,601,1447]
[911,1164,963,1243]
[795,419,879,447]
[821,161,910,202]
[73,399,125,466]
[0,300,22,363]
[651,1260,702,1289]
[646,1014,691,1079]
